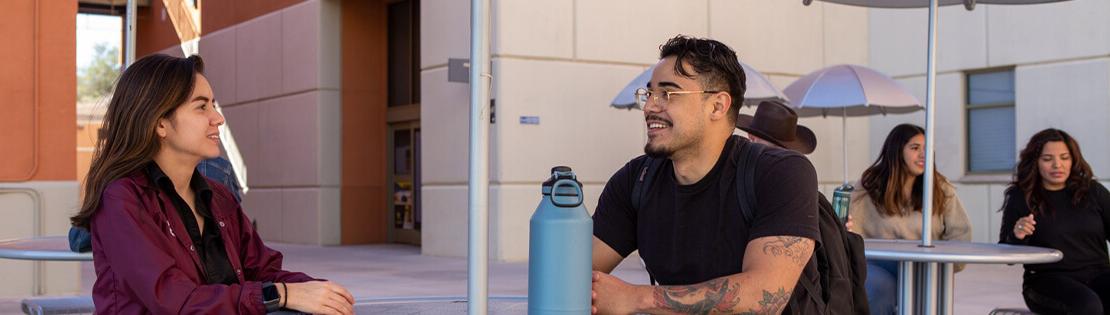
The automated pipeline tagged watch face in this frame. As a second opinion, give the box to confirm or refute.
[263,283,280,303]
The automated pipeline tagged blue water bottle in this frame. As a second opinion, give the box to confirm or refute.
[528,166,592,315]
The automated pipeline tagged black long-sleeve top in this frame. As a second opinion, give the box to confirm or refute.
[1000,180,1110,273]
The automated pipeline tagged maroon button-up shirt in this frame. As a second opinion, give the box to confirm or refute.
[90,170,316,314]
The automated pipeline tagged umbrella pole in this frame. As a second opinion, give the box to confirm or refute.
[920,1,941,315]
[467,0,492,312]
[842,108,848,184]
[921,0,939,250]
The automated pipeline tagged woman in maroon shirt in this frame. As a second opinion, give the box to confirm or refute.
[70,54,354,315]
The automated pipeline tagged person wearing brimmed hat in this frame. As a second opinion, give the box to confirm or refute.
[736,100,817,155]
[590,35,820,314]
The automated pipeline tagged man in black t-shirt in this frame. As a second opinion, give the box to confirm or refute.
[591,36,820,314]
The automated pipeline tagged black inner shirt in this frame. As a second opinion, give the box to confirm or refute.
[146,162,238,285]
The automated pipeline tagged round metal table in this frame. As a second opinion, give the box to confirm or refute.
[0,236,94,314]
[864,239,1062,315]
[0,236,92,262]
[356,296,526,314]
[270,296,529,315]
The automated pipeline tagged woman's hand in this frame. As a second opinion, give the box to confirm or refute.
[1013,214,1036,240]
[283,281,355,315]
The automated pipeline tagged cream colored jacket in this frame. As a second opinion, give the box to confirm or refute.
[848,181,972,243]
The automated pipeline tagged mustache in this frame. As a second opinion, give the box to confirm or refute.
[645,115,673,126]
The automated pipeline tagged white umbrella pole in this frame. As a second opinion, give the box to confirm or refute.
[467,0,492,312]
[920,0,941,315]
[921,0,939,250]
[125,0,136,67]
[842,108,848,184]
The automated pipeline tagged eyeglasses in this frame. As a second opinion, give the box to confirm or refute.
[634,87,722,109]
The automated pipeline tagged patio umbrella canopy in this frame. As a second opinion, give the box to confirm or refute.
[611,62,786,109]
[785,64,922,117]
[783,64,922,183]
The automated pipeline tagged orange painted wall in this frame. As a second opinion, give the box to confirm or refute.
[0,0,77,182]
[135,1,182,57]
[341,0,390,244]
[137,0,304,57]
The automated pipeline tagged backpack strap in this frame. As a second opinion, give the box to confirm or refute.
[735,139,764,225]
[631,157,664,212]
[630,156,664,285]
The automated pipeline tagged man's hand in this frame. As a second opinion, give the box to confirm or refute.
[592,271,650,314]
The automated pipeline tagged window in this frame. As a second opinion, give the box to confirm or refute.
[388,0,420,107]
[966,69,1016,173]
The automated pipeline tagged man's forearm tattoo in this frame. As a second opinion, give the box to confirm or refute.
[737,287,791,315]
[652,280,792,315]
[652,278,742,314]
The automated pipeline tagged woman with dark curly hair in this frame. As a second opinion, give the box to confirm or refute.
[1000,128,1110,314]
[849,123,972,315]
[71,54,354,315]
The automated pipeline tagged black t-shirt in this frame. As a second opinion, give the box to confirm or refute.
[593,136,820,285]
[1000,181,1110,273]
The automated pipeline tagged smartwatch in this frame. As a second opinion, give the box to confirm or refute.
[262,282,281,312]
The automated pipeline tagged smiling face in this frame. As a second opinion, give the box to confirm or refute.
[1038,141,1072,191]
[902,133,926,176]
[642,56,721,158]
[156,74,224,163]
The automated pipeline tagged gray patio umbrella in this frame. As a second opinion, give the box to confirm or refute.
[611,62,786,109]
[783,64,923,183]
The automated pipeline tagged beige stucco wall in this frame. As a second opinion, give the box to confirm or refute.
[420,0,872,261]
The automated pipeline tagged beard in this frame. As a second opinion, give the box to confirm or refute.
[644,141,671,159]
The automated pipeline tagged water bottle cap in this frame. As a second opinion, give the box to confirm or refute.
[542,166,578,188]
[542,166,581,196]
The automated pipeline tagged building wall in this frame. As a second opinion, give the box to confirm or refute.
[0,0,80,297]
[134,0,392,245]
[420,0,871,261]
[190,0,346,245]
[137,0,306,57]
[867,0,1110,243]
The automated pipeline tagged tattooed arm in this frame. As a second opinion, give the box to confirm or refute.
[591,235,814,314]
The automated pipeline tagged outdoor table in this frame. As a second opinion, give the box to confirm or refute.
[354,296,527,314]
[272,296,529,314]
[0,236,94,315]
[864,239,1061,315]
[0,236,92,262]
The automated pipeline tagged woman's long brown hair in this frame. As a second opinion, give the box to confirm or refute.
[860,124,951,217]
[71,54,205,229]
[1002,128,1094,216]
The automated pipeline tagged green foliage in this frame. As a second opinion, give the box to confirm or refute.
[77,43,120,102]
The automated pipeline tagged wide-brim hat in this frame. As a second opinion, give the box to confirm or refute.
[737,100,817,154]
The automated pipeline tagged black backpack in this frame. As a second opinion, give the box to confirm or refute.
[630,139,870,315]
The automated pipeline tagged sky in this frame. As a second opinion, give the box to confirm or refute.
[76,13,122,69]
